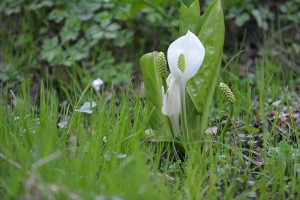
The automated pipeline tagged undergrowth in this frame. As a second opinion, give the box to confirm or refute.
[0,46,299,198]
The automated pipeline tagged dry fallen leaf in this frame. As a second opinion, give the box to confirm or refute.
[205,126,218,136]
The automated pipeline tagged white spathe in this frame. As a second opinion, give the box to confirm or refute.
[162,74,181,117]
[162,74,181,137]
[167,30,205,85]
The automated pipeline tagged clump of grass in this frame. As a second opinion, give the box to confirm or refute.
[0,82,174,199]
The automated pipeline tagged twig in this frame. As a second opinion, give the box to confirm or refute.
[32,151,62,170]
[0,152,22,170]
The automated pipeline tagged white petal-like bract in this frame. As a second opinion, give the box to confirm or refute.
[161,74,181,137]
[167,30,205,84]
[162,74,181,117]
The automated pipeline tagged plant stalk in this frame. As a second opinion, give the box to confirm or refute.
[162,77,167,94]
[221,104,234,140]
[180,83,189,140]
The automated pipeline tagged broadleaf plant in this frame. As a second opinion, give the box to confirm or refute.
[140,52,173,137]
[140,0,225,140]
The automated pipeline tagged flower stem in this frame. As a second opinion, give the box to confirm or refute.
[220,104,234,140]
[170,115,180,138]
[180,83,189,140]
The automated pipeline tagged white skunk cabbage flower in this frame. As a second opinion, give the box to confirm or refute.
[163,30,205,137]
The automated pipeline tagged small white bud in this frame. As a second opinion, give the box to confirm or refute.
[92,78,104,92]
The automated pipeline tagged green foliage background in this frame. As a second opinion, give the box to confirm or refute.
[0,0,299,87]
[0,0,179,87]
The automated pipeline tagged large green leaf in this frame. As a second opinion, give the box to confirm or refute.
[181,0,195,7]
[140,52,173,136]
[140,52,162,109]
[186,0,224,134]
[179,0,201,35]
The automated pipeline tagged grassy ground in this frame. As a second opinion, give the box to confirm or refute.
[1,28,300,200]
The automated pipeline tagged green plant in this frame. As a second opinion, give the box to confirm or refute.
[140,0,225,140]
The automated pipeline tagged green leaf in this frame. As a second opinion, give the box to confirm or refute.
[78,13,94,22]
[60,17,81,42]
[86,25,104,40]
[140,52,162,110]
[140,52,173,137]
[106,23,120,32]
[181,0,195,7]
[41,37,63,63]
[27,1,53,10]
[116,0,164,19]
[67,39,89,61]
[186,0,225,134]
[185,92,202,138]
[60,28,78,43]
[94,12,112,23]
[73,1,102,21]
[145,129,187,157]
[101,19,112,28]
[235,13,250,27]
[48,9,67,23]
[42,36,59,50]
[244,126,260,134]
[104,32,117,39]
[113,30,134,47]
[200,0,217,26]
[179,0,201,35]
